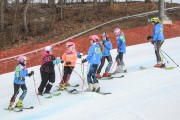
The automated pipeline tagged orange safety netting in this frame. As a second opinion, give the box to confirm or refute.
[0,21,179,75]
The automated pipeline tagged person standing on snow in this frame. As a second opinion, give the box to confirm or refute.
[8,55,34,110]
[82,35,103,92]
[59,42,77,90]
[113,28,127,73]
[147,17,165,68]
[96,32,113,78]
[38,46,60,95]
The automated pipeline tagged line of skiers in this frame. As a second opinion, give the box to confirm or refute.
[7,17,165,110]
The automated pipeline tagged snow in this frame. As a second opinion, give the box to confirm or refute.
[1,37,180,120]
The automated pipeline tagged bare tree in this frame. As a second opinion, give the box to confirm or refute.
[93,0,98,12]
[0,0,5,32]
[48,0,55,7]
[145,0,155,2]
[110,0,113,6]
[23,0,30,34]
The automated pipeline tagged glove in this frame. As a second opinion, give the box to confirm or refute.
[53,59,61,65]
[151,41,155,44]
[28,71,34,77]
[61,60,64,63]
[147,36,152,40]
[66,61,71,65]
[18,77,25,81]
[82,59,87,63]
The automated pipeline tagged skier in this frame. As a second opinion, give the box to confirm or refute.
[38,46,60,95]
[8,55,34,109]
[96,32,113,78]
[59,42,77,90]
[147,17,165,68]
[82,35,102,92]
[113,28,127,73]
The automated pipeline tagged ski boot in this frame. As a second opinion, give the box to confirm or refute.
[44,91,51,94]
[15,99,23,108]
[8,102,14,110]
[154,63,165,68]
[96,74,102,79]
[115,65,127,73]
[102,72,111,77]
[59,84,67,91]
[94,83,100,93]
[85,84,94,92]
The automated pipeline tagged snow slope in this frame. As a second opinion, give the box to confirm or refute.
[0,37,180,120]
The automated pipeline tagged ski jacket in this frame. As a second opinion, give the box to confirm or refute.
[62,49,77,67]
[116,33,126,53]
[40,51,56,73]
[152,23,164,42]
[85,42,102,65]
[102,39,112,56]
[14,64,29,85]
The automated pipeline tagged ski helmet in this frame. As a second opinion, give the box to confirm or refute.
[150,17,159,23]
[114,28,121,36]
[101,32,108,37]
[18,55,27,63]
[89,35,99,42]
[45,46,53,52]
[66,42,75,48]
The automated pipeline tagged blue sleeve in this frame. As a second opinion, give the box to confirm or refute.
[104,41,112,50]
[153,25,160,41]
[85,46,94,61]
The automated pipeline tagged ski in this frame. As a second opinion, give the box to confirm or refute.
[56,84,79,88]
[140,66,175,70]
[67,89,111,95]
[44,92,61,98]
[4,108,23,112]
[98,75,124,80]
[14,106,34,110]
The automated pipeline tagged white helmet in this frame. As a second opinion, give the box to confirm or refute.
[114,28,121,36]
[45,46,53,52]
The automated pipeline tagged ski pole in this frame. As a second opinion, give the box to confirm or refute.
[160,51,169,63]
[160,49,179,67]
[32,76,41,105]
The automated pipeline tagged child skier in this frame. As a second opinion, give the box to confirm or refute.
[96,32,113,78]
[38,46,60,95]
[82,35,102,92]
[59,42,77,90]
[113,28,127,73]
[147,17,165,68]
[8,55,34,109]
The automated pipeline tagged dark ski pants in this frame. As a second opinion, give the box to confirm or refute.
[60,66,74,85]
[38,71,55,93]
[116,52,125,66]
[154,41,163,63]
[87,64,98,84]
[97,56,113,74]
[10,83,27,102]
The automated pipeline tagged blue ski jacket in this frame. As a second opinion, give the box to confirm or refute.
[85,43,102,65]
[14,64,29,85]
[117,33,126,53]
[152,23,164,42]
[102,39,112,56]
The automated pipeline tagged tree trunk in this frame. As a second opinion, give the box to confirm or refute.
[23,0,30,34]
[81,0,85,4]
[0,0,5,32]
[110,0,113,6]
[60,0,64,20]
[93,0,97,12]
[48,0,55,7]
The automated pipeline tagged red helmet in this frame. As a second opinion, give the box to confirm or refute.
[114,28,121,36]
[89,35,99,42]
[66,42,75,48]
[18,55,27,63]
